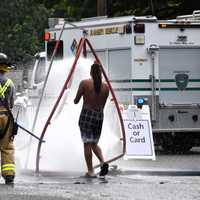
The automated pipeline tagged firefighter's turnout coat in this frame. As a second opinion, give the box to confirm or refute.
[0,74,15,178]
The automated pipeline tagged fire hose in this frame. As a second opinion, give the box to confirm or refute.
[17,123,45,143]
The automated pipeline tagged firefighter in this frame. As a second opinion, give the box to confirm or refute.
[0,53,15,185]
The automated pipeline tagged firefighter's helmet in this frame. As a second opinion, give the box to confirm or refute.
[0,53,14,72]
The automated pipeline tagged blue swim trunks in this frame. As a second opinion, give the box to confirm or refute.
[78,108,104,143]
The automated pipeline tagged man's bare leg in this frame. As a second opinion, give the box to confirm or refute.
[91,143,104,164]
[84,143,94,175]
[91,143,109,176]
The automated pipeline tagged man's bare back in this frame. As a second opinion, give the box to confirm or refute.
[74,78,109,110]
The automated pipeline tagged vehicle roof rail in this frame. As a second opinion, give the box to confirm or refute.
[81,16,108,22]
[48,18,65,28]
[133,15,157,22]
[176,10,200,20]
[193,10,200,18]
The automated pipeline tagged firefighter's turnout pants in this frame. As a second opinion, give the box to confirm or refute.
[0,107,15,179]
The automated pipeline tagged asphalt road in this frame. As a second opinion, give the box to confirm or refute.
[1,148,200,200]
[116,150,200,173]
[1,164,200,200]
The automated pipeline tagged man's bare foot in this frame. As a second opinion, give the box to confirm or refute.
[85,172,97,178]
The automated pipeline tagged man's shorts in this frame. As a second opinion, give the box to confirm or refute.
[78,108,104,143]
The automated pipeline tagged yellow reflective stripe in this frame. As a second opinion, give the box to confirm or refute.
[0,85,4,98]
[1,79,12,96]
[2,163,15,168]
[2,80,11,94]
[0,81,6,97]
[0,79,12,98]
[1,167,15,172]
[1,164,15,172]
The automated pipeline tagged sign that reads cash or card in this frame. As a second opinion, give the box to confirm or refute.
[123,105,156,160]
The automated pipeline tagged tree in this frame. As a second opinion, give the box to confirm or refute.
[48,0,96,20]
[0,0,48,66]
[1,0,200,68]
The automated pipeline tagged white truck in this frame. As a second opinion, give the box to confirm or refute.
[29,11,200,154]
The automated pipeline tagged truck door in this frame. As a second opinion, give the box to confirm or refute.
[29,52,46,97]
[108,48,132,104]
[28,52,46,127]
[159,47,200,105]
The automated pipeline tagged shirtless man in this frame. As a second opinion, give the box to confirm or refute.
[74,63,109,177]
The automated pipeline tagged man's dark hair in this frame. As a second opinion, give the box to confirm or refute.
[90,63,102,94]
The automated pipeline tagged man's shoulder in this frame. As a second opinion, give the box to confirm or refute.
[102,81,109,89]
[81,79,92,85]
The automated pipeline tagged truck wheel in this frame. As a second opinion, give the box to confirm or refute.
[161,133,192,153]
[161,133,175,153]
[173,134,193,153]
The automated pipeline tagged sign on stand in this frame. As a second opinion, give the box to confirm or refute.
[122,105,156,160]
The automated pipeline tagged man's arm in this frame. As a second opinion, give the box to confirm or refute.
[74,80,84,104]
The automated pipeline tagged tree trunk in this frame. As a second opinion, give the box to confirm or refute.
[97,0,107,16]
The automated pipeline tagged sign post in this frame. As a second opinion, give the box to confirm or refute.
[122,105,156,160]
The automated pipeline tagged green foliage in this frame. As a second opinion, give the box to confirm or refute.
[0,0,48,66]
[47,0,96,20]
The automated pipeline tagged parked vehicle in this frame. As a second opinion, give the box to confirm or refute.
[30,11,200,153]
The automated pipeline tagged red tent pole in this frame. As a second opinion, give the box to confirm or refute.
[85,38,126,167]
[35,37,126,174]
[35,38,85,174]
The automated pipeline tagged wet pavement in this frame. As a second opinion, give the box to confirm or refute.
[1,148,200,199]
[1,166,200,200]
[115,147,200,173]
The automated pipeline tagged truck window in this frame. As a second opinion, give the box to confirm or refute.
[34,56,46,84]
[47,40,63,61]
[108,49,131,80]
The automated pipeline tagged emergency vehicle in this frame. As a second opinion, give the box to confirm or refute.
[31,11,200,153]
